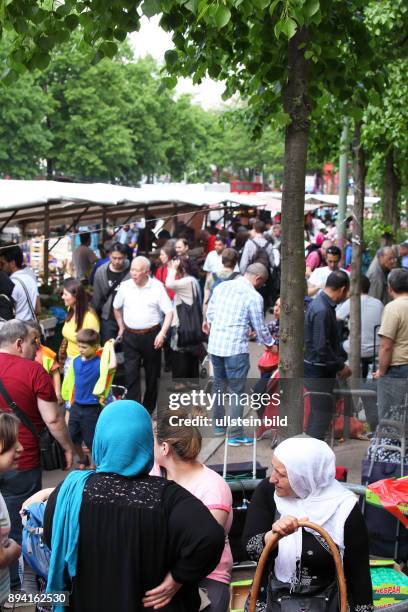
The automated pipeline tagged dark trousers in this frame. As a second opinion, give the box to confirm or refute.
[304,362,336,440]
[0,467,42,588]
[100,318,119,344]
[172,350,199,380]
[123,329,161,413]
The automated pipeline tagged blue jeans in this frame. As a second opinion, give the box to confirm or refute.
[0,468,42,588]
[378,365,408,421]
[210,353,250,438]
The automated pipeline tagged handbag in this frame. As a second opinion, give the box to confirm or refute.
[177,282,206,348]
[269,580,339,612]
[0,378,66,471]
[258,348,279,373]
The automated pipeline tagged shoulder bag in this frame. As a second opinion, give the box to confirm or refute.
[0,378,66,471]
[13,276,38,321]
[176,281,206,348]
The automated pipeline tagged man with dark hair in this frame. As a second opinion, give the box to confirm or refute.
[308,246,347,296]
[337,275,384,379]
[203,248,240,325]
[72,232,97,282]
[239,220,277,310]
[367,246,397,304]
[304,270,351,440]
[0,245,41,321]
[374,268,408,419]
[92,242,130,343]
[203,235,227,276]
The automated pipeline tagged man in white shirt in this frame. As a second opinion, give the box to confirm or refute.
[203,235,227,275]
[308,246,348,296]
[113,256,173,413]
[0,246,40,321]
[336,275,384,377]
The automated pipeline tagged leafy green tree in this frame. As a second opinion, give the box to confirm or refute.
[0,39,51,178]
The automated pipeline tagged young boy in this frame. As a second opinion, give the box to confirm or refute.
[61,328,116,469]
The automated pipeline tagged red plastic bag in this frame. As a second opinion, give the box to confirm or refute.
[258,349,279,373]
[368,476,408,528]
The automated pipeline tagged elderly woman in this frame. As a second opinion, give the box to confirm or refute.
[243,436,373,612]
[37,401,224,612]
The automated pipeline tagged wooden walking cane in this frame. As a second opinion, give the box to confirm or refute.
[248,520,348,612]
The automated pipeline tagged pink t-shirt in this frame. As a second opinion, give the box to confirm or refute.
[151,463,233,584]
[306,249,323,271]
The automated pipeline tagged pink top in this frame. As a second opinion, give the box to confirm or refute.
[151,463,233,584]
[306,249,323,271]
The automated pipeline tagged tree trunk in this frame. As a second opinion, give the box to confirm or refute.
[383,148,400,236]
[349,121,366,380]
[279,27,311,439]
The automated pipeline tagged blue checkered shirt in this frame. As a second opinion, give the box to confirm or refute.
[207,276,273,356]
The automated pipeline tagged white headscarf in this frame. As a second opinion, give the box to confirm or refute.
[273,437,357,586]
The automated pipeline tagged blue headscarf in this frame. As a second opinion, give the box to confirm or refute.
[46,401,154,604]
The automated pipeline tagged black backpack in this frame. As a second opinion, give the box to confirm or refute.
[249,239,275,274]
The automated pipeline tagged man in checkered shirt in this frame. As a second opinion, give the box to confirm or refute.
[206,263,274,446]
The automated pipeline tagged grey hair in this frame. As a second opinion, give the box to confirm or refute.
[0,319,29,347]
[377,246,394,258]
[245,263,268,279]
[131,256,151,271]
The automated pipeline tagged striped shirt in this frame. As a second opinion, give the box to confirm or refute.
[207,276,273,357]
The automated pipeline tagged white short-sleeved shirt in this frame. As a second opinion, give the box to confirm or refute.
[113,277,172,329]
[337,295,384,358]
[308,266,349,291]
[11,269,39,321]
[203,251,223,273]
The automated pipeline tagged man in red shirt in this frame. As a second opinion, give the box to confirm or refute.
[0,320,73,591]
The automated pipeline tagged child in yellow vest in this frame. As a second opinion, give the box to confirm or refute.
[61,328,116,469]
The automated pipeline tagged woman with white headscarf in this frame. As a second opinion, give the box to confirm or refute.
[243,436,373,612]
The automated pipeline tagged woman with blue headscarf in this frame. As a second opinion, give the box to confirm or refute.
[39,400,224,611]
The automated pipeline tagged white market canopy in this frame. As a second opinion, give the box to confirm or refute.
[0,179,379,231]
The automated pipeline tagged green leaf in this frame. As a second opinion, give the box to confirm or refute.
[99,41,118,59]
[304,0,320,18]
[164,49,178,66]
[184,0,198,12]
[252,0,270,10]
[114,29,128,42]
[281,17,297,39]
[214,5,231,28]
[64,14,80,30]
[32,52,51,70]
[142,0,160,18]
[269,0,280,16]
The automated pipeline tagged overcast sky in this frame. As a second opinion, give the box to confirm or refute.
[129,15,226,110]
